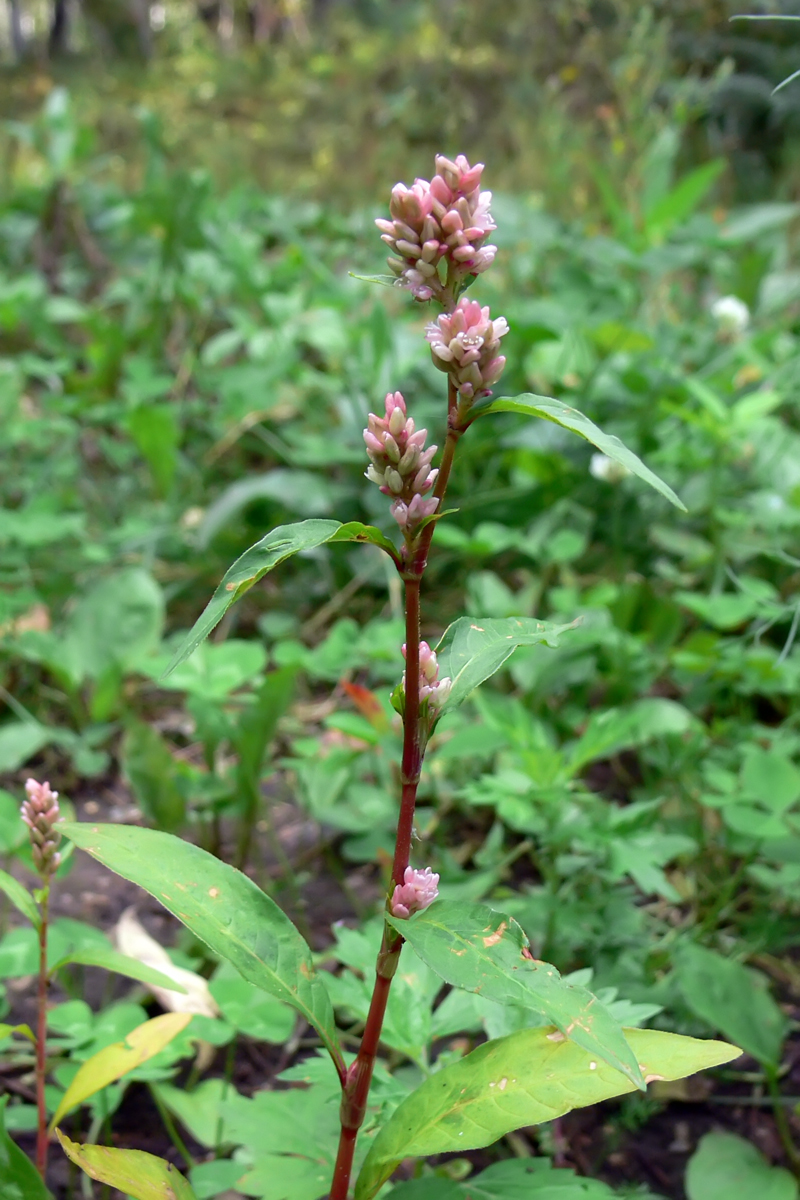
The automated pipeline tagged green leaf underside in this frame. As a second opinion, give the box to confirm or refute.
[50,946,188,994]
[434,617,578,711]
[388,902,643,1087]
[0,868,40,929]
[355,1026,740,1200]
[164,519,398,676]
[56,1131,197,1200]
[1,1097,53,1200]
[59,822,344,1077]
[476,395,685,511]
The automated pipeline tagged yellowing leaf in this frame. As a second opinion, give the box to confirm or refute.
[355,1026,740,1199]
[56,1132,197,1200]
[49,1012,191,1129]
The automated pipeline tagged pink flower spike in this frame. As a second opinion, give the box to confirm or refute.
[21,778,62,877]
[390,866,440,920]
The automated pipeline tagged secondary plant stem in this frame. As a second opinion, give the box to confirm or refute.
[35,885,50,1179]
[329,378,461,1199]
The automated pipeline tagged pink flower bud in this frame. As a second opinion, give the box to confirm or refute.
[400,641,452,708]
[390,866,440,919]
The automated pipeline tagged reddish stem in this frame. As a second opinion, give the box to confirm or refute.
[328,377,462,1199]
[35,886,49,1179]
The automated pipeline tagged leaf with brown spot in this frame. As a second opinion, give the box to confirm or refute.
[60,822,344,1081]
[433,617,577,712]
[355,1027,739,1200]
[387,901,644,1088]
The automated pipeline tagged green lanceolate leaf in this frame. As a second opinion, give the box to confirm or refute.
[56,1132,197,1200]
[0,868,40,929]
[0,1097,53,1200]
[355,1026,740,1200]
[474,395,685,510]
[434,617,577,712]
[164,519,398,675]
[49,946,189,994]
[59,822,345,1079]
[388,901,643,1087]
[50,1012,192,1128]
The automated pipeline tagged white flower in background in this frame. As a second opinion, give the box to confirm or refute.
[590,453,631,484]
[710,295,750,338]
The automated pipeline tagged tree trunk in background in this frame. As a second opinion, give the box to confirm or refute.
[8,0,25,59]
[48,0,69,56]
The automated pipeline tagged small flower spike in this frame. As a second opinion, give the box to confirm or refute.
[364,391,439,534]
[390,866,440,919]
[426,297,509,405]
[401,641,452,710]
[21,778,62,877]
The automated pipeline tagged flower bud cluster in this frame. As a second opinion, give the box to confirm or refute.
[402,640,452,710]
[376,154,497,302]
[426,297,509,403]
[364,391,439,532]
[21,778,62,877]
[390,866,439,920]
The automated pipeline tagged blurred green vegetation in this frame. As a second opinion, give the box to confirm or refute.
[3,0,800,208]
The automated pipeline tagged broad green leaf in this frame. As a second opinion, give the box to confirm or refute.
[142,639,267,698]
[121,719,186,832]
[355,1027,739,1199]
[125,403,179,497]
[474,395,685,510]
[154,1079,239,1149]
[0,721,51,772]
[164,519,398,675]
[686,1132,798,1200]
[59,822,344,1078]
[675,944,787,1067]
[0,868,40,929]
[434,617,576,712]
[190,1160,246,1199]
[56,1131,197,1200]
[675,591,769,630]
[50,946,188,994]
[209,965,294,1043]
[741,747,800,813]
[0,1097,53,1200]
[567,698,694,775]
[387,901,643,1087]
[62,568,164,683]
[391,1158,618,1198]
[50,1011,192,1128]
[0,789,27,853]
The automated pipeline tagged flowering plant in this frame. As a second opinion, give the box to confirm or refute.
[19,154,738,1198]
